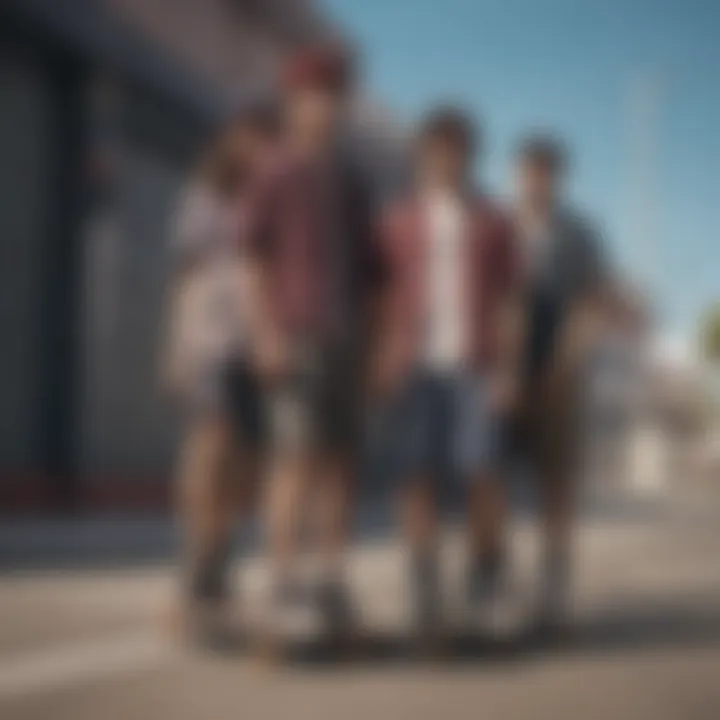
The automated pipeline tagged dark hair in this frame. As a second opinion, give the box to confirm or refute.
[417,105,479,157]
[517,134,568,175]
[199,99,279,197]
[282,43,356,95]
[228,95,280,139]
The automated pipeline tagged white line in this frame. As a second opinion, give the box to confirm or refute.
[0,631,174,700]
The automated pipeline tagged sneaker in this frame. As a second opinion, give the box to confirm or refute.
[317,581,355,636]
[406,559,445,659]
[168,597,242,654]
[252,580,319,665]
[530,577,570,645]
[269,581,322,640]
[466,562,521,639]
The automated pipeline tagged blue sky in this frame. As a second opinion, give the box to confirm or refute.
[323,0,719,349]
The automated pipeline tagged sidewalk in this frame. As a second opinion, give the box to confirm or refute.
[0,505,397,569]
[2,487,718,569]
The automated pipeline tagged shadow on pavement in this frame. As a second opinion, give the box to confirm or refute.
[233,599,720,671]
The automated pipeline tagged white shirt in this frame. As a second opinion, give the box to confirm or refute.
[423,190,469,371]
[170,185,250,371]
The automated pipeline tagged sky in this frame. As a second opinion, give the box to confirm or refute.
[322,0,720,352]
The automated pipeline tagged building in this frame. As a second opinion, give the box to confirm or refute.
[0,0,403,515]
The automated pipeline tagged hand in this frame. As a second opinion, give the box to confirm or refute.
[487,372,518,415]
[159,348,192,400]
[554,302,601,378]
[252,327,288,384]
[367,339,408,399]
[160,363,185,399]
[545,326,586,400]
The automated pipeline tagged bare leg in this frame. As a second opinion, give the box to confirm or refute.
[534,385,578,630]
[467,474,507,570]
[400,479,438,554]
[225,442,259,523]
[171,415,238,645]
[464,472,518,634]
[399,479,442,646]
[177,417,234,597]
[538,460,574,623]
[311,454,354,583]
[263,449,312,591]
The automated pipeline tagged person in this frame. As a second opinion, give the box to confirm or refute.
[163,100,278,645]
[371,107,522,652]
[511,134,611,637]
[243,44,380,650]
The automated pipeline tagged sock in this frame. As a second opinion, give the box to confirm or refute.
[317,560,345,590]
[468,546,504,596]
[316,572,353,631]
[541,544,570,610]
[480,547,504,582]
[410,549,440,630]
[189,539,232,603]
[270,567,303,605]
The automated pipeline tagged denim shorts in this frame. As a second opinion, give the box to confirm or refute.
[388,368,502,486]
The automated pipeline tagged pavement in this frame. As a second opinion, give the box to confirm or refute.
[2,493,720,719]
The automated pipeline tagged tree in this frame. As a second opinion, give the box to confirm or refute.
[700,303,720,365]
[698,303,720,437]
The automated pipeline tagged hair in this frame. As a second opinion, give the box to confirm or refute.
[416,105,479,158]
[282,43,356,96]
[197,98,279,197]
[517,133,568,175]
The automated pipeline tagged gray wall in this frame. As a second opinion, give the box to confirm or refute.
[79,139,183,481]
[0,49,53,475]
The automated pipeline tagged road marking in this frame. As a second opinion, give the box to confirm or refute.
[0,631,174,700]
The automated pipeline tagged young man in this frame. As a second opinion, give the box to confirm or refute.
[372,107,522,650]
[243,45,380,646]
[164,100,278,646]
[512,135,610,636]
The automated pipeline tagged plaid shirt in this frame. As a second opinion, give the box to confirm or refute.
[377,193,520,373]
[243,151,381,341]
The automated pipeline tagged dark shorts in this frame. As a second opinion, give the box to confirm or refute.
[184,358,265,446]
[511,373,582,486]
[387,369,503,487]
[264,340,361,456]
[222,359,265,447]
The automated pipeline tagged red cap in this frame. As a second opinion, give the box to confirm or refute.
[282,44,354,95]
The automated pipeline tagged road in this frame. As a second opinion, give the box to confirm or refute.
[1,495,720,720]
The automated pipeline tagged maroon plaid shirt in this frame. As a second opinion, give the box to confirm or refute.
[377,193,520,372]
[243,151,380,340]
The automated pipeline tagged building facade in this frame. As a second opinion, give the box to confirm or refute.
[0,0,404,515]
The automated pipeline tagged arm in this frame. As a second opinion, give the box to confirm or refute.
[365,207,408,398]
[552,222,611,382]
[241,167,286,381]
[489,218,526,413]
[159,187,212,397]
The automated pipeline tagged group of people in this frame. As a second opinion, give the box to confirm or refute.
[164,43,610,658]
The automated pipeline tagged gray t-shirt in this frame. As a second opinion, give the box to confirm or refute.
[520,206,608,377]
